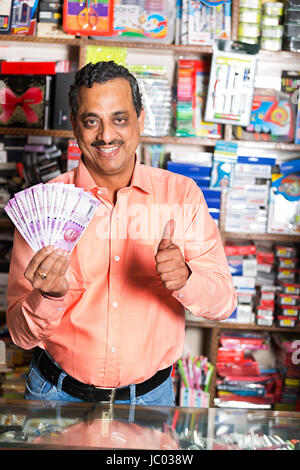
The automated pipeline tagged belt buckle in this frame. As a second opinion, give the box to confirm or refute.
[109,388,116,403]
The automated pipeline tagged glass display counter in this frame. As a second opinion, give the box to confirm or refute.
[0,398,299,450]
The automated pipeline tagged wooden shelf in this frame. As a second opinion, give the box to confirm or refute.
[258,49,300,60]
[86,38,214,54]
[0,34,298,61]
[231,139,300,151]
[0,35,81,46]
[222,231,300,243]
[186,320,300,333]
[0,128,74,138]
[141,136,219,146]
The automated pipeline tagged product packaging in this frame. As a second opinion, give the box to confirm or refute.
[205,40,258,127]
[0,75,52,129]
[90,0,176,43]
[0,0,13,33]
[234,89,295,143]
[10,0,39,34]
[267,174,300,235]
[175,59,221,139]
[129,65,172,137]
[63,0,114,36]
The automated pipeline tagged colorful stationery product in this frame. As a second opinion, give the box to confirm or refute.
[185,0,231,46]
[63,0,114,36]
[296,95,300,144]
[260,2,284,51]
[175,58,221,139]
[267,172,300,235]
[280,70,300,127]
[4,182,100,253]
[204,40,258,127]
[238,0,261,46]
[177,355,213,408]
[91,0,176,43]
[0,0,13,33]
[283,0,300,51]
[10,0,39,34]
[129,64,172,137]
[85,44,128,66]
[142,144,165,168]
[0,75,52,130]
[210,141,237,189]
[215,330,284,409]
[233,90,295,143]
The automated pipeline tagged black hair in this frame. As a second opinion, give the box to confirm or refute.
[69,61,143,118]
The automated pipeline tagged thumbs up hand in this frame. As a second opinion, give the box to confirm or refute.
[155,219,190,291]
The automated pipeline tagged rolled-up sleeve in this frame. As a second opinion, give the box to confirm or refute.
[172,181,237,320]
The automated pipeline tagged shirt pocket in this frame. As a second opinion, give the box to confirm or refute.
[132,242,161,292]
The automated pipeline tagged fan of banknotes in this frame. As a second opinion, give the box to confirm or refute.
[4,183,100,253]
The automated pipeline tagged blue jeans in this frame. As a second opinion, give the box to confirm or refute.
[25,357,175,407]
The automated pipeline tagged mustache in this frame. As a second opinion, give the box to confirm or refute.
[91,139,124,147]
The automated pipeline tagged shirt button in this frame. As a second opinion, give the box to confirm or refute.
[111,347,116,353]
[178,294,184,298]
[57,307,63,311]
[114,255,120,262]
[112,301,118,308]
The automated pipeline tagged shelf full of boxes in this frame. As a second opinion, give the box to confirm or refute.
[0,0,299,408]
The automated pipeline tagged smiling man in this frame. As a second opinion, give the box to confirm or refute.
[6,61,237,405]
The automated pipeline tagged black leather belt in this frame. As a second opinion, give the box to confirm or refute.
[34,347,172,403]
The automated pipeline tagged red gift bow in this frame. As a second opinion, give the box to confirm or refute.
[0,87,43,123]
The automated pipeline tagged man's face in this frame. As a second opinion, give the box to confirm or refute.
[71,77,144,182]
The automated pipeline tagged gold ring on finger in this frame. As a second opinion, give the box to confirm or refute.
[37,271,48,280]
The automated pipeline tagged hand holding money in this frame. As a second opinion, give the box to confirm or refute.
[5,182,100,297]
[24,246,70,298]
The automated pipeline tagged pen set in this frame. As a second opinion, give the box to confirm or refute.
[180,0,231,46]
[177,355,214,407]
[205,40,258,127]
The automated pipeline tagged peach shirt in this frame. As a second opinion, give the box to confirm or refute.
[6,158,237,387]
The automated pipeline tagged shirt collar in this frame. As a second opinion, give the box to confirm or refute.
[74,156,151,194]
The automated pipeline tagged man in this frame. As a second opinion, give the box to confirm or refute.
[6,61,237,406]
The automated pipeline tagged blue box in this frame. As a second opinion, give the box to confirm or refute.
[237,155,276,166]
[194,177,211,187]
[201,188,221,199]
[206,198,221,209]
[280,159,300,175]
[167,161,212,177]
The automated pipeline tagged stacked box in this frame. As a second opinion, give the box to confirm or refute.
[215,330,282,409]
[166,156,222,225]
[225,153,275,234]
[256,244,278,327]
[283,0,300,52]
[238,0,262,46]
[275,245,300,328]
[256,244,276,286]
[256,286,278,327]
[273,333,300,411]
[224,242,257,324]
[261,2,284,51]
